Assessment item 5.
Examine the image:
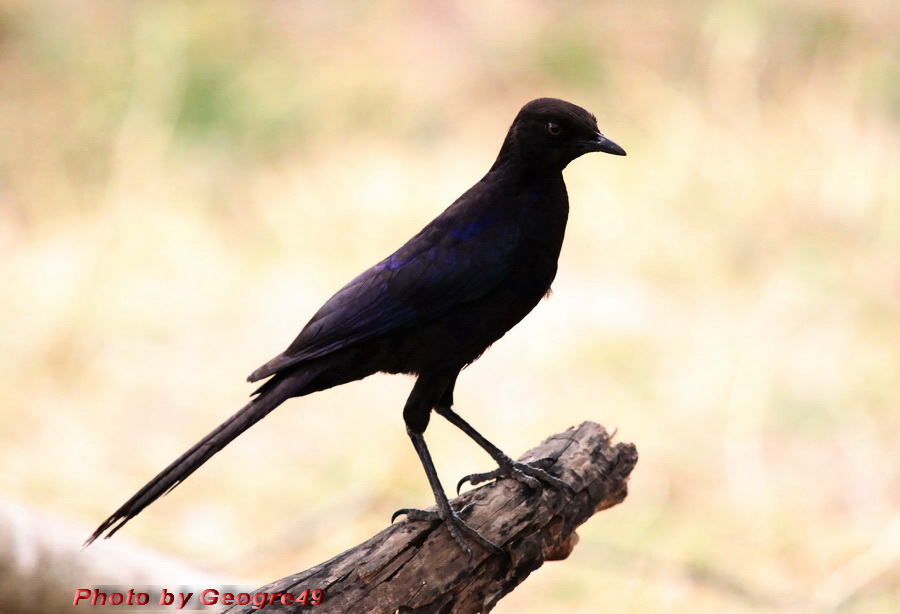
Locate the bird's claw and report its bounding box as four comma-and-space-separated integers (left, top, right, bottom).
457, 455, 574, 495
392, 507, 430, 524
391, 503, 501, 561
392, 501, 474, 524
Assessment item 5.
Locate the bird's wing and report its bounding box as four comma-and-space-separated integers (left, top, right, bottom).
248, 209, 520, 381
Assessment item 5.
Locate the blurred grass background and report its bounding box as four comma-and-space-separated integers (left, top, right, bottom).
2, 0, 899, 611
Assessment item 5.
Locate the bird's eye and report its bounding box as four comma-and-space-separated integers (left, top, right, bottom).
546, 122, 561, 136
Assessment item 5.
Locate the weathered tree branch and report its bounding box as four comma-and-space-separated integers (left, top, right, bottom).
222, 421, 638, 614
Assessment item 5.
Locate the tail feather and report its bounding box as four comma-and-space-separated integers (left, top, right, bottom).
85, 377, 299, 546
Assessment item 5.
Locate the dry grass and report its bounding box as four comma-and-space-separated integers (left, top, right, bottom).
2, 1, 899, 611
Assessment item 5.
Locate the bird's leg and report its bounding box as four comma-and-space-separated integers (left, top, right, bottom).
392, 427, 502, 559
434, 404, 573, 495
391, 373, 502, 559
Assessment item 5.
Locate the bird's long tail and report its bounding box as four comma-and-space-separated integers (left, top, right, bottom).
85, 375, 301, 546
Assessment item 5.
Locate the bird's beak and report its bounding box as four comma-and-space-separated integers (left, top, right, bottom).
587, 132, 627, 156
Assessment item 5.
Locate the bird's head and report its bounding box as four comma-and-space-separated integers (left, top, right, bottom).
495, 97, 626, 172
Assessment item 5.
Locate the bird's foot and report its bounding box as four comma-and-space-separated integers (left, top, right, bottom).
457, 455, 573, 495
392, 503, 502, 560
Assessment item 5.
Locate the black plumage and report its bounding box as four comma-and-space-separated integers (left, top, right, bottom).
87, 97, 626, 553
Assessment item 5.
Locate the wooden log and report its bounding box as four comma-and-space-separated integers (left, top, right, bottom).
222, 421, 638, 614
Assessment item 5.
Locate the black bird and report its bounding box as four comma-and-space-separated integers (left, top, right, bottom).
86, 97, 625, 554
